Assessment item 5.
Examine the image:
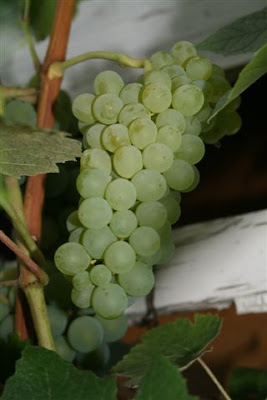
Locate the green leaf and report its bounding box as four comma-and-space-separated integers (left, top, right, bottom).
135, 355, 198, 400
1, 345, 117, 400
113, 314, 221, 387
0, 334, 28, 385
209, 43, 267, 120
54, 91, 78, 134
4, 100, 37, 128
228, 367, 267, 400
0, 122, 81, 178
197, 7, 267, 55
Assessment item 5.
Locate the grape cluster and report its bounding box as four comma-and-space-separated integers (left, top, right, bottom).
54, 41, 241, 327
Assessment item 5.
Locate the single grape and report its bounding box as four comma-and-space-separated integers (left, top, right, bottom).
109, 210, 137, 239
80, 148, 111, 173
208, 75, 231, 103
155, 109, 186, 133
150, 51, 174, 70
174, 134, 205, 164
76, 169, 111, 199
182, 166, 200, 192
163, 159, 195, 191
96, 315, 128, 343
82, 226, 116, 259
131, 169, 167, 202
224, 111, 242, 135
104, 241, 136, 273
142, 83, 172, 113
138, 248, 162, 266
172, 76, 191, 92
119, 103, 151, 126
71, 284, 95, 308
84, 123, 105, 149
72, 93, 96, 124
172, 84, 204, 116
194, 80, 214, 103
90, 264, 112, 286
143, 143, 173, 172
171, 41, 197, 65
92, 283, 128, 319
72, 271, 91, 291
92, 93, 123, 125
160, 196, 181, 224
94, 70, 124, 95
54, 336, 76, 362
129, 226, 160, 257
128, 118, 157, 150
211, 64, 226, 77
113, 145, 143, 179
67, 316, 104, 353
78, 197, 112, 229
68, 227, 84, 243
105, 178, 136, 211
119, 82, 143, 104
102, 124, 130, 152
157, 126, 182, 152
47, 305, 68, 337
144, 70, 172, 89
185, 56, 213, 80
135, 201, 167, 229
161, 64, 186, 79
118, 261, 155, 297
183, 116, 202, 136
54, 242, 90, 276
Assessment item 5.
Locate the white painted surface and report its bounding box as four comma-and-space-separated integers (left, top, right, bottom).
127, 209, 267, 321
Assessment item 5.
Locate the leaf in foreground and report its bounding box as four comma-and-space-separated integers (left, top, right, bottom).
113, 314, 221, 387
197, 7, 267, 55
0, 122, 82, 178
209, 42, 267, 120
1, 345, 116, 400
135, 355, 198, 400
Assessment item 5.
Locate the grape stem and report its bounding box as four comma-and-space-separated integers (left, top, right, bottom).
198, 358, 232, 400
48, 52, 152, 79
21, 0, 41, 72
0, 230, 48, 286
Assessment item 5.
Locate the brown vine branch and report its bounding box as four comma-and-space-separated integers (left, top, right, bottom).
0, 230, 48, 285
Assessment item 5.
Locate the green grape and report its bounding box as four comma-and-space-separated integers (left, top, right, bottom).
47, 305, 68, 337
118, 261, 155, 297
138, 248, 162, 266
131, 169, 167, 202
78, 121, 90, 134
94, 70, 124, 95
0, 314, 14, 340
175, 134, 205, 164
143, 143, 173, 172
182, 166, 200, 192
150, 51, 174, 70
78, 197, 112, 229
185, 56, 213, 80
195, 104, 212, 122
129, 226, 160, 257
71, 284, 95, 308
105, 178, 136, 211
66, 211, 81, 232
0, 302, 9, 323
144, 70, 172, 89
141, 83, 172, 113
54, 242, 90, 276
200, 121, 224, 144
104, 241, 136, 273
161, 64, 186, 79
172, 84, 204, 116
209, 75, 231, 103
92, 93, 123, 124
135, 201, 167, 229
211, 63, 225, 77
129, 118, 157, 150
119, 103, 151, 126
168, 189, 182, 203
90, 264, 112, 286
171, 76, 191, 92
201, 115, 216, 133
82, 226, 116, 259
157, 126, 182, 152
96, 315, 127, 343
155, 109, 186, 133
84, 123, 105, 149
54, 336, 76, 362
194, 80, 214, 103
80, 148, 111, 172
72, 271, 91, 291
223, 96, 241, 112
76, 169, 111, 198
102, 124, 130, 152
67, 316, 104, 353
160, 196, 181, 224
72, 93, 96, 124
171, 41, 197, 65
163, 159, 195, 191
91, 283, 128, 319
183, 116, 202, 136
224, 111, 242, 135
5, 99, 36, 127
157, 222, 175, 264
109, 210, 137, 239
119, 82, 143, 104
113, 145, 143, 178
